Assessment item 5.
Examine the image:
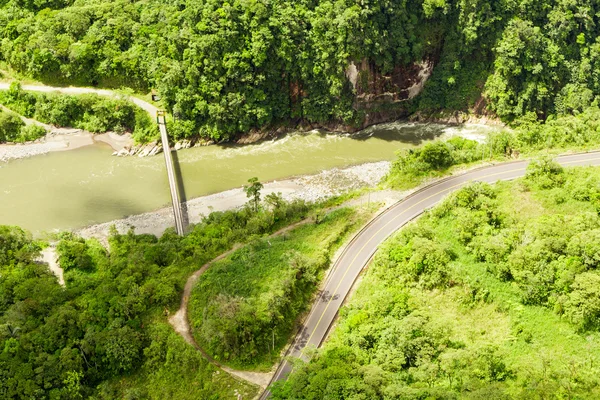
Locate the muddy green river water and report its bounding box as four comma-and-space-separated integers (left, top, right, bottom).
0, 122, 494, 234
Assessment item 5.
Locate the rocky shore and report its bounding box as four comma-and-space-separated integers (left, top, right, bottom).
112, 137, 217, 158
76, 161, 393, 244
0, 129, 134, 162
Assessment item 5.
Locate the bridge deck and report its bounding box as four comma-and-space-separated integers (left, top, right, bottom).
157, 115, 185, 236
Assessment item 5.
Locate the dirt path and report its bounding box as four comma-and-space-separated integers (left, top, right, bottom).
0, 82, 148, 161
0, 83, 158, 115
168, 218, 315, 388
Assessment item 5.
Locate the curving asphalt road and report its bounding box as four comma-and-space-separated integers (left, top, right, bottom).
260, 151, 600, 398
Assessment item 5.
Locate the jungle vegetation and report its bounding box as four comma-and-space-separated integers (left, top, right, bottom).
188, 207, 372, 370
0, 83, 156, 142
0, 107, 46, 143
1, 0, 599, 140
0, 196, 312, 399
386, 105, 600, 188
272, 163, 600, 399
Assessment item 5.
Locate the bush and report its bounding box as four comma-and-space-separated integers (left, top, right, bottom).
56, 237, 95, 272
18, 124, 47, 142
567, 230, 600, 269
389, 235, 454, 289
35, 93, 85, 127
420, 141, 455, 169
560, 272, 600, 331
0, 110, 25, 142
388, 138, 483, 188
525, 156, 565, 189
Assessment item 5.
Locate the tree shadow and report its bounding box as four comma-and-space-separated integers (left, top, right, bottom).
172, 150, 189, 232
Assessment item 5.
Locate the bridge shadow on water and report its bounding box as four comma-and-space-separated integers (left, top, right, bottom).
171, 151, 190, 233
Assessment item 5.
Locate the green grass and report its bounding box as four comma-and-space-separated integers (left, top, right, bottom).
272, 167, 600, 399
188, 206, 374, 371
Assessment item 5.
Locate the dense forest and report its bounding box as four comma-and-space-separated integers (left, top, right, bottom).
272, 164, 600, 399
1, 0, 599, 140
0, 198, 312, 398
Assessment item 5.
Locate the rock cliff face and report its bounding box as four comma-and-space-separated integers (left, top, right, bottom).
347, 58, 434, 128
232, 59, 437, 144
348, 59, 433, 102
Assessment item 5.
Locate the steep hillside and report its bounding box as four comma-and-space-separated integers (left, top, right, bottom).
2, 1, 599, 140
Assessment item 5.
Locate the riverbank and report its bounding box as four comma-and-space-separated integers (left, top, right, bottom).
76, 161, 395, 243
0, 129, 133, 162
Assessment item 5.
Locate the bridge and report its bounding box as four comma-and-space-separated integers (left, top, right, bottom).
157, 111, 185, 236
0, 83, 187, 236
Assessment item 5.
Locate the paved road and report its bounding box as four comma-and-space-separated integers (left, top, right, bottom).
260, 151, 600, 398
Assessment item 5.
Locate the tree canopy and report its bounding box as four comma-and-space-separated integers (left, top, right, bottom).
0, 198, 311, 398
2, 0, 598, 139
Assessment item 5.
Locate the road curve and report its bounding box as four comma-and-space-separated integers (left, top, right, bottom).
260, 151, 600, 398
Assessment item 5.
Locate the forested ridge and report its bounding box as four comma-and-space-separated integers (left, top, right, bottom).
1, 0, 600, 140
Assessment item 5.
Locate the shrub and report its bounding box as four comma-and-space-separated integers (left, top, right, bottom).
56, 237, 95, 272
388, 138, 485, 188
525, 155, 565, 189
420, 141, 455, 169
18, 124, 47, 142
560, 272, 600, 330
0, 110, 25, 142
391, 236, 454, 289
471, 346, 513, 383
567, 230, 600, 269
34, 93, 84, 127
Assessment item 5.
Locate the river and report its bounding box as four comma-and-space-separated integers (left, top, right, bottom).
0, 122, 496, 234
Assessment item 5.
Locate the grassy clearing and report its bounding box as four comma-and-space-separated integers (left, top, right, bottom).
189, 206, 374, 371
272, 165, 600, 399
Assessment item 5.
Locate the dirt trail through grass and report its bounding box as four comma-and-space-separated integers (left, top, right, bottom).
168, 218, 314, 388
